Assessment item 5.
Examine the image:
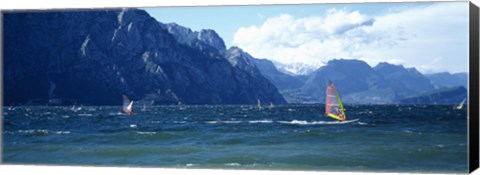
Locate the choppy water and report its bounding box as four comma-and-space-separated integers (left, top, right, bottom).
2, 105, 467, 173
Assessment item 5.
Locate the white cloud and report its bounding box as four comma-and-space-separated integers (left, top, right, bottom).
232, 2, 468, 73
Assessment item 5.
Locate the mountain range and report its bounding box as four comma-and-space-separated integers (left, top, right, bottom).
253, 59, 467, 104
3, 8, 468, 105
3, 9, 285, 105
425, 72, 468, 89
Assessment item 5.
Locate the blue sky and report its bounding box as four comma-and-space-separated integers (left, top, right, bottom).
144, 2, 469, 73
144, 3, 429, 47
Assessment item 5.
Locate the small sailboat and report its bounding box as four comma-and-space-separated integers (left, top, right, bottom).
325, 81, 346, 121
257, 99, 263, 110
122, 95, 134, 115
8, 103, 15, 110
71, 102, 81, 112
141, 102, 147, 112
455, 98, 466, 110
269, 102, 275, 108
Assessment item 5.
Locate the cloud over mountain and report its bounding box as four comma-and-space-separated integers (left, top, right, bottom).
233, 9, 375, 65
233, 2, 468, 73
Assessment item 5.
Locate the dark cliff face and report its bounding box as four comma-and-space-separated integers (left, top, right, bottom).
223, 47, 286, 104
159, 23, 286, 105
3, 9, 286, 105
197, 29, 227, 52
160, 23, 227, 56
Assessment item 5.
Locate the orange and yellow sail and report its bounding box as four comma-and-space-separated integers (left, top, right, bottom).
325, 81, 346, 121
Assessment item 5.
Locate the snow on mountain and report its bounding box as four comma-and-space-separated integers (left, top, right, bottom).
272, 61, 324, 76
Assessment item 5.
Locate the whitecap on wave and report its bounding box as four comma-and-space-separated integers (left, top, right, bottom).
358, 122, 368, 125
205, 120, 242, 124
277, 119, 359, 125
224, 163, 241, 166
18, 129, 49, 135
55, 131, 71, 135
137, 131, 156, 135
248, 120, 273, 124
185, 163, 197, 167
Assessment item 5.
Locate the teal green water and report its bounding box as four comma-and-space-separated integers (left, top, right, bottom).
2, 105, 468, 173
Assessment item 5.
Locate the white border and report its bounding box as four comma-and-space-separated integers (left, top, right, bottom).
0, 165, 473, 175
0, 0, 478, 175
0, 0, 469, 10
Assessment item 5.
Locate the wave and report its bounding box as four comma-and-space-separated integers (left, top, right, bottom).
4, 131, 15, 135
203, 119, 359, 125
54, 131, 71, 135
18, 129, 49, 135
206, 120, 273, 124
224, 163, 241, 166
278, 119, 359, 125
205, 121, 242, 124
16, 129, 71, 135
185, 163, 198, 167
248, 120, 273, 124
137, 131, 156, 135
108, 112, 124, 116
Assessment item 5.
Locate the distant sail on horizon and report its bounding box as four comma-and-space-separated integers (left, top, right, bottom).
122, 95, 134, 115
257, 99, 262, 110
455, 98, 466, 110
71, 102, 81, 112
325, 81, 346, 121
142, 102, 147, 111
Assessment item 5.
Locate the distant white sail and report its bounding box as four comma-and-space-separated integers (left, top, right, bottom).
71, 102, 81, 112
141, 103, 147, 111
257, 99, 262, 110
122, 95, 134, 115
456, 98, 466, 110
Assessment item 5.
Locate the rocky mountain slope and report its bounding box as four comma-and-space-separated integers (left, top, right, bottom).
425, 72, 468, 89
274, 59, 466, 104
3, 9, 286, 105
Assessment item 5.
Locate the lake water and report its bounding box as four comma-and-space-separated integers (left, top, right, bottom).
2, 105, 468, 173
